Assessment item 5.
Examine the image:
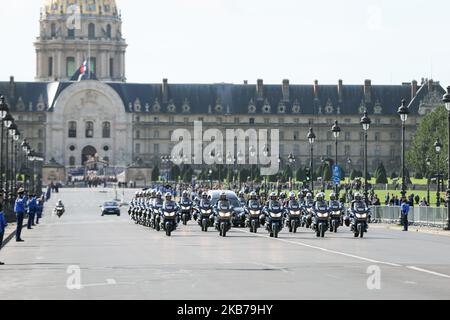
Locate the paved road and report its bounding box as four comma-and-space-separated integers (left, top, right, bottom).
1, 188, 450, 300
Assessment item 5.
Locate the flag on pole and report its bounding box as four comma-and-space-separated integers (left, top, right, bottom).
78, 60, 87, 81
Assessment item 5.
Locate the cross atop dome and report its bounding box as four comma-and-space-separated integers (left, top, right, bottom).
44, 0, 119, 17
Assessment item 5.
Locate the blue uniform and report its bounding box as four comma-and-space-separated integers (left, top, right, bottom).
15, 196, 27, 241
401, 202, 410, 231
0, 211, 6, 261
27, 197, 37, 229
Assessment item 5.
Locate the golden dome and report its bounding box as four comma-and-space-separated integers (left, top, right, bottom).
44, 0, 118, 16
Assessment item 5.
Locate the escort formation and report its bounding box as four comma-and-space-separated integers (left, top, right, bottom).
128, 189, 370, 238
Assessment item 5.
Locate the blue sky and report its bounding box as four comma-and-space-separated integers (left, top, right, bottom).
0, 0, 449, 87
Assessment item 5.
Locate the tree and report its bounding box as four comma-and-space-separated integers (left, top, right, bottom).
151, 166, 160, 182
375, 162, 388, 184
350, 169, 362, 180
295, 167, 306, 181
407, 105, 448, 178
322, 163, 332, 182
170, 165, 181, 181
182, 168, 193, 183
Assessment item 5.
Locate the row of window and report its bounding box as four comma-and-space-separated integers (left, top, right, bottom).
48, 56, 114, 78
68, 121, 111, 139
68, 156, 110, 167
135, 116, 401, 126
50, 23, 112, 40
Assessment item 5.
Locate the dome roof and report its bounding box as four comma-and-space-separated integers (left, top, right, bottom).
44, 0, 118, 16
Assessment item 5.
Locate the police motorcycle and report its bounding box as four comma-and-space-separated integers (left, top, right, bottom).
214, 192, 234, 237
143, 190, 156, 227
132, 191, 145, 224
285, 192, 302, 233
54, 200, 65, 218
301, 192, 315, 228
128, 192, 139, 221
263, 192, 284, 238
328, 192, 343, 233
196, 192, 214, 232
347, 193, 370, 238
150, 192, 164, 231
245, 192, 263, 233
179, 191, 193, 226
160, 193, 179, 237
311, 192, 330, 238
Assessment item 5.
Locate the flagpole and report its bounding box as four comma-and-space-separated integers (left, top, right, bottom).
88, 40, 91, 80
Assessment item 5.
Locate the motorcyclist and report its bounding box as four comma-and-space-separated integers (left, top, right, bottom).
329, 192, 343, 211
347, 192, 370, 231
285, 192, 301, 224
163, 192, 179, 212
279, 192, 287, 206
245, 191, 262, 225
179, 190, 193, 223
238, 191, 246, 207
214, 191, 233, 227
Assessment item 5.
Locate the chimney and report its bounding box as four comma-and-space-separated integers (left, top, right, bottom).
411, 80, 418, 99
256, 79, 264, 99
428, 79, 434, 92
313, 80, 319, 99
338, 79, 343, 101
282, 79, 290, 101
364, 79, 371, 103
243, 80, 248, 85
9, 76, 15, 99
162, 78, 169, 103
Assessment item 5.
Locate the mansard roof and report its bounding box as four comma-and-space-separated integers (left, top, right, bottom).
0, 79, 445, 116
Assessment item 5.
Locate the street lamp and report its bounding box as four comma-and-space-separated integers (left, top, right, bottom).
332, 120, 341, 194
426, 156, 432, 206
307, 128, 316, 194
0, 97, 10, 190
360, 112, 371, 204
398, 99, 410, 200
442, 86, 450, 229
435, 138, 443, 207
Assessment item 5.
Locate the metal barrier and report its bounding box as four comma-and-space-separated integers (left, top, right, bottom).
369, 206, 449, 228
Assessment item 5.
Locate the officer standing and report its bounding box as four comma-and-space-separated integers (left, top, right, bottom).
14, 188, 27, 242
0, 192, 7, 265
401, 197, 410, 231
27, 194, 37, 229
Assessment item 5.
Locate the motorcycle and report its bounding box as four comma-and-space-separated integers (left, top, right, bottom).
301, 203, 314, 228
54, 206, 65, 218
329, 205, 343, 233
312, 204, 329, 238
160, 205, 178, 237
351, 207, 369, 238
265, 203, 284, 238
245, 203, 262, 233
286, 204, 302, 233
151, 203, 163, 231
197, 205, 213, 232
179, 202, 193, 226
215, 203, 233, 237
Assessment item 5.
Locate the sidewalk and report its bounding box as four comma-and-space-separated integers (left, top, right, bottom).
371, 223, 450, 237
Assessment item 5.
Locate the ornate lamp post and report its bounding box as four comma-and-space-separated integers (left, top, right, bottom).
426, 156, 431, 206
0, 96, 9, 190
307, 128, 316, 194
360, 112, 371, 204
442, 87, 450, 230
398, 99, 410, 200
435, 139, 443, 207
331, 120, 341, 194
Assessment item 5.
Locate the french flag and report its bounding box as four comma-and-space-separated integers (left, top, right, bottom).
78, 60, 87, 81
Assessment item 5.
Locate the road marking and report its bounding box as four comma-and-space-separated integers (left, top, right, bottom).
407, 266, 450, 279
235, 229, 402, 267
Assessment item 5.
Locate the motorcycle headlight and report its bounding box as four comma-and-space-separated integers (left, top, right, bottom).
356, 213, 367, 219
270, 212, 282, 218
164, 211, 176, 217
317, 212, 329, 218
201, 209, 211, 214
182, 206, 191, 210
290, 211, 300, 216
219, 211, 231, 218
332, 211, 341, 216
250, 210, 260, 216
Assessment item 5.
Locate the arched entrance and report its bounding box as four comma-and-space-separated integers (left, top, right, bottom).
82, 146, 97, 165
